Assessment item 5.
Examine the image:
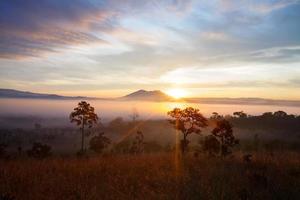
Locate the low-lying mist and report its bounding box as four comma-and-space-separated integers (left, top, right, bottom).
1, 98, 300, 127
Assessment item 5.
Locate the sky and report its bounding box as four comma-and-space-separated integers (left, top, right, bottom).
0, 0, 300, 99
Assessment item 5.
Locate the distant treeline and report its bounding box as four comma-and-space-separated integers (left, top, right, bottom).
224, 111, 300, 133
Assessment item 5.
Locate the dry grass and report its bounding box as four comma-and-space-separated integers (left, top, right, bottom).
0, 152, 300, 200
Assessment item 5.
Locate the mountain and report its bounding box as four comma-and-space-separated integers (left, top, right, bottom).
0, 89, 90, 99
120, 89, 174, 101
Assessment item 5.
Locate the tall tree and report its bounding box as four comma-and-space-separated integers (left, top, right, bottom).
70, 101, 98, 153
168, 107, 207, 154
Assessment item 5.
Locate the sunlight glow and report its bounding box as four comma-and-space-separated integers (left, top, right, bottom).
166, 88, 187, 99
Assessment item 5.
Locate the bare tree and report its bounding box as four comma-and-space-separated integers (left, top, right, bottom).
70, 101, 98, 153
168, 107, 208, 154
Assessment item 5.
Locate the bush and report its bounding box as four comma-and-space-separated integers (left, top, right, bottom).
202, 135, 220, 156
27, 142, 52, 159
89, 132, 111, 153
144, 141, 163, 153
0, 143, 7, 159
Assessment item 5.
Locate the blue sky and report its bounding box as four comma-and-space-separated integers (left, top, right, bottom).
0, 0, 300, 99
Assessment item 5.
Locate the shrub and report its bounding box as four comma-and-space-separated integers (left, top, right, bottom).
27, 142, 51, 159
89, 132, 111, 153
202, 135, 220, 156
0, 143, 7, 159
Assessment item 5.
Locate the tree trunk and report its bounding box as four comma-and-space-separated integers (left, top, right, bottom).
81, 122, 85, 153
182, 132, 187, 154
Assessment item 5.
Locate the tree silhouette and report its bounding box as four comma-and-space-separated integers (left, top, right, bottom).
212, 118, 239, 157
168, 107, 208, 154
130, 131, 145, 154
233, 111, 247, 118
210, 112, 223, 120
273, 110, 287, 117
89, 132, 111, 153
70, 101, 98, 153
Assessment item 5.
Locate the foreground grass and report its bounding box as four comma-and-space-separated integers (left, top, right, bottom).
0, 152, 300, 200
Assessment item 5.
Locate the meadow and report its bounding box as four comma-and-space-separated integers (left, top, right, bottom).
1, 151, 300, 200
1, 106, 300, 200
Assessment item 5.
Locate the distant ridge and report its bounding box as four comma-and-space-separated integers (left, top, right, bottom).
0, 88, 91, 100
120, 89, 174, 101
0, 88, 300, 107
185, 97, 300, 107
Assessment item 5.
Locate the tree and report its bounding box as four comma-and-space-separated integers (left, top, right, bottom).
168, 107, 208, 154
233, 111, 247, 118
70, 101, 98, 153
273, 110, 287, 117
210, 112, 222, 120
130, 131, 145, 154
262, 112, 273, 118
89, 132, 111, 153
212, 118, 238, 157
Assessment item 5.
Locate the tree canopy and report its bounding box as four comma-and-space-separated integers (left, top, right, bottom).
168, 107, 208, 153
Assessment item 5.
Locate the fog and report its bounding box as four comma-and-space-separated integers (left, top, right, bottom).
1, 98, 300, 120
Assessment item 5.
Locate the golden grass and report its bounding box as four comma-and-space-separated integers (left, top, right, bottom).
0, 152, 300, 200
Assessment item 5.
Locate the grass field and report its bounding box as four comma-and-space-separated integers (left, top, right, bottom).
1, 151, 300, 200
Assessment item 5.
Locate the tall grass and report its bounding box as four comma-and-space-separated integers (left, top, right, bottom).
0, 152, 299, 200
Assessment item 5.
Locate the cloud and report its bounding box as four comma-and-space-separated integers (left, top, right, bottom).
219, 0, 299, 15
0, 0, 300, 99
106, 28, 163, 46
0, 0, 197, 59
0, 0, 114, 58
0, 27, 108, 59
243, 46, 300, 63
199, 31, 233, 42
159, 64, 300, 87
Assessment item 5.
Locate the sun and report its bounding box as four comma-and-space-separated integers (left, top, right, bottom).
166, 88, 187, 99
